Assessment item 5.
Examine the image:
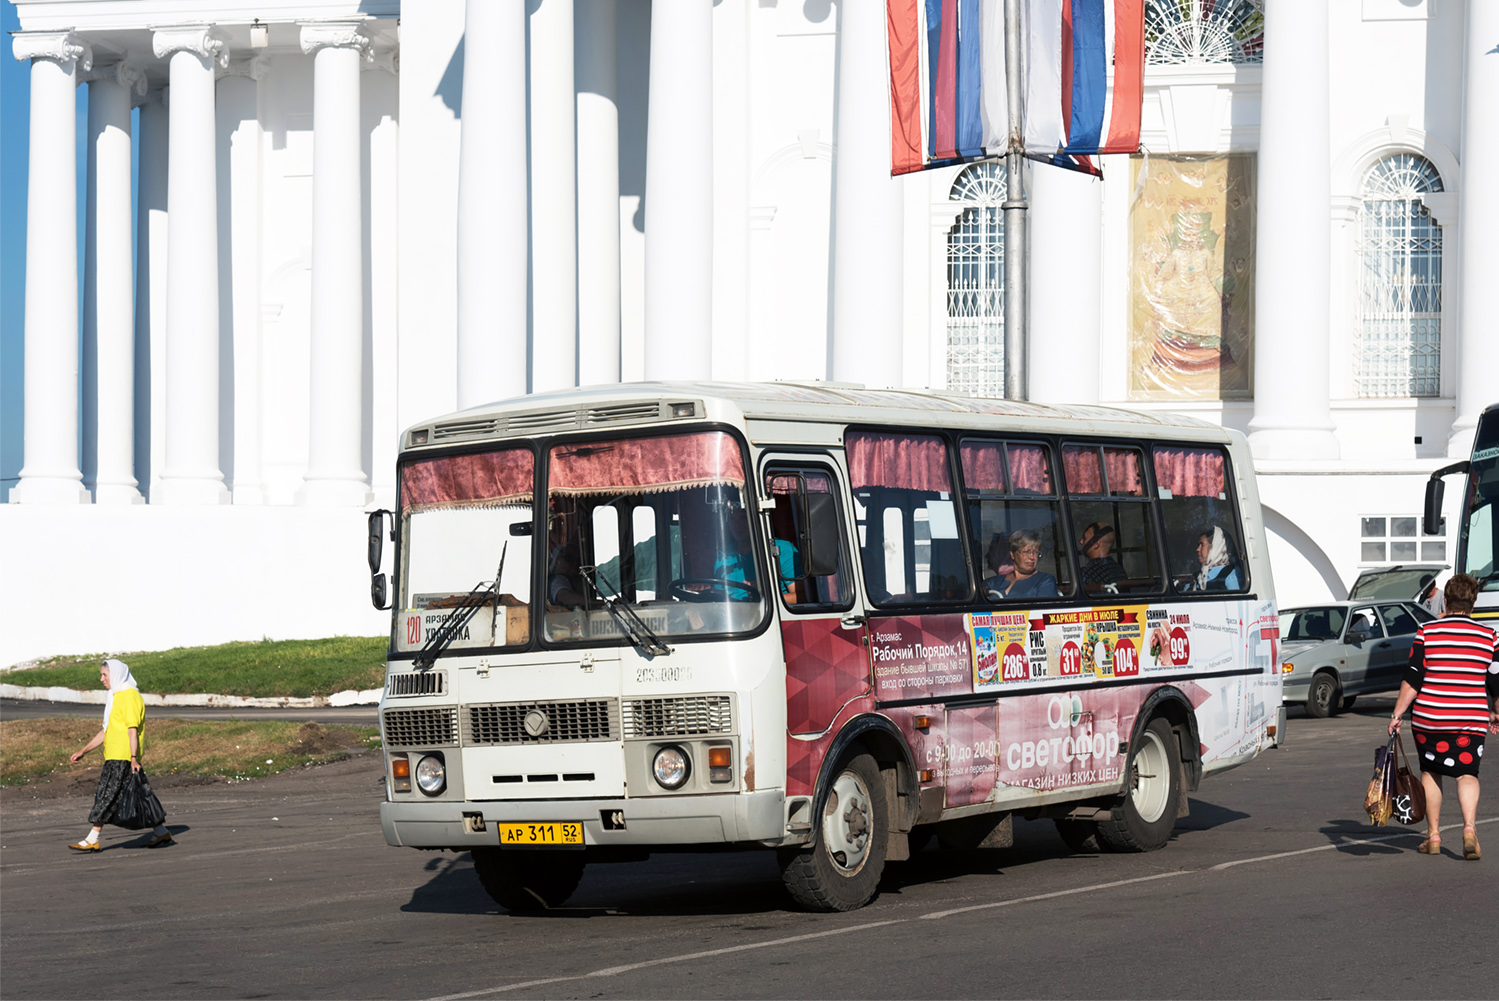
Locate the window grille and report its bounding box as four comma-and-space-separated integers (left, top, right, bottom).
1355, 154, 1443, 398
1359, 515, 1446, 565
1145, 0, 1264, 65
946, 163, 1006, 399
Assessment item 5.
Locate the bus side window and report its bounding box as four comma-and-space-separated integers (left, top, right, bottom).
763, 468, 852, 610
958, 439, 1071, 602
1062, 444, 1165, 596
1152, 445, 1248, 593
846, 431, 972, 606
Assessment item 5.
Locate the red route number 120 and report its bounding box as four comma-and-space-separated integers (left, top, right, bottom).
406, 616, 422, 646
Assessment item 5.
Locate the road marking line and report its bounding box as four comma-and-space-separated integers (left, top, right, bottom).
918, 870, 1189, 920
1209, 817, 1499, 871
421, 920, 904, 1001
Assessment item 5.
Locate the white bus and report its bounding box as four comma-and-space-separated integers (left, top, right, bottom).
1425, 402, 1499, 621
371, 383, 1283, 912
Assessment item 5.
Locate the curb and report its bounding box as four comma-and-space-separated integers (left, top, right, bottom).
0, 683, 383, 708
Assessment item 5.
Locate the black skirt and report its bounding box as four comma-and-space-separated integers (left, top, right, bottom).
1414, 729, 1485, 778
87, 759, 132, 826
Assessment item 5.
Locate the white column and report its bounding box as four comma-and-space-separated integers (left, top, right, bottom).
219, 59, 267, 504
530, 0, 579, 393
577, 0, 621, 386
1246, 1, 1339, 460
1028, 166, 1102, 405
82, 64, 146, 504
1450, 0, 1499, 456
366, 52, 401, 509
830, 0, 904, 389
299, 22, 374, 507
457, 0, 528, 408
644, 0, 713, 380
134, 93, 169, 500
152, 26, 232, 504
10, 32, 92, 504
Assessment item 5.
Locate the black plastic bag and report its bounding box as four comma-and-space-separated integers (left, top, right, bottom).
111, 770, 166, 830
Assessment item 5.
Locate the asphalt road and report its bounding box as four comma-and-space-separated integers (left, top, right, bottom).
3, 695, 1495, 1000
0, 697, 377, 725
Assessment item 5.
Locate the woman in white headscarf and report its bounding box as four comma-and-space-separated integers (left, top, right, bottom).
1183, 525, 1241, 592
67, 659, 172, 851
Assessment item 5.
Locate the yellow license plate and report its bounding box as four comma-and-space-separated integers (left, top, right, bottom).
497, 822, 584, 847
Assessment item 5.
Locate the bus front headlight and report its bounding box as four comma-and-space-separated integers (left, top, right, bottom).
415, 753, 446, 795
652, 746, 690, 789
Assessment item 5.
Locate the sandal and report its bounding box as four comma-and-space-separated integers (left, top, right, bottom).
1417, 835, 1442, 854
1463, 827, 1481, 861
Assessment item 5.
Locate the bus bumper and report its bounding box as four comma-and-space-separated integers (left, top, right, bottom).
381, 790, 786, 849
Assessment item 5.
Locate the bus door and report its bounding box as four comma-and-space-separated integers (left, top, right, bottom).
759, 457, 869, 737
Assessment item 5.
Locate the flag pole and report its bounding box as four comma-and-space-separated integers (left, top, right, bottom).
1002, 0, 1028, 401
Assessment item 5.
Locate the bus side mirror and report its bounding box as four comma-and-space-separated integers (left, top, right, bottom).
367, 509, 391, 574
372, 573, 390, 610
802, 493, 842, 577
1423, 478, 1445, 537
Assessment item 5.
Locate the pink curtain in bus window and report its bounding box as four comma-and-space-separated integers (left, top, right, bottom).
1062, 447, 1103, 494
401, 448, 534, 514
767, 472, 833, 495
1104, 448, 1145, 495
959, 442, 1006, 491
1007, 444, 1052, 494
847, 432, 952, 493
548, 431, 746, 496
1153, 447, 1226, 498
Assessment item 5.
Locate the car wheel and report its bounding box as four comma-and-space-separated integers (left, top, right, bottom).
778, 752, 888, 911
1097, 718, 1181, 853
471, 848, 586, 911
1305, 672, 1339, 718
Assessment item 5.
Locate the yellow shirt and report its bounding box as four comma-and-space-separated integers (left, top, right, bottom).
102, 688, 146, 761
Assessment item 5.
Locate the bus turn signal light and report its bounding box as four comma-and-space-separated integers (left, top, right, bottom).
390, 754, 411, 792
707, 747, 732, 768
708, 746, 732, 783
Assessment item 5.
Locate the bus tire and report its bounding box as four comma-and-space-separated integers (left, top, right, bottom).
1305, 672, 1339, 719
1054, 819, 1100, 853
778, 752, 888, 911
1097, 717, 1180, 853
470, 847, 586, 911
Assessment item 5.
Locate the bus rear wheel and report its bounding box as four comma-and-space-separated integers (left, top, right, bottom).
471, 847, 586, 911
778, 752, 888, 912
1097, 717, 1180, 853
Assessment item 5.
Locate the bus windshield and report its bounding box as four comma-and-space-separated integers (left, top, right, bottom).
1461, 413, 1499, 587
544, 430, 765, 643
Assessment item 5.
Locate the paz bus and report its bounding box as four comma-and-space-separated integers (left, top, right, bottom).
369, 383, 1283, 911
1425, 402, 1499, 622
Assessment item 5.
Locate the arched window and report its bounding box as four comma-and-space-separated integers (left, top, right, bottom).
1355, 154, 1443, 398
946, 163, 1006, 398
1145, 0, 1264, 65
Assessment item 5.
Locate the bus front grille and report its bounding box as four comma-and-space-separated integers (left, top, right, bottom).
386, 670, 447, 697
465, 699, 620, 745
383, 706, 459, 747
622, 695, 734, 738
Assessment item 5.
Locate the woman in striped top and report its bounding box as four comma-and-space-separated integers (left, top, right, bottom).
1389, 574, 1499, 860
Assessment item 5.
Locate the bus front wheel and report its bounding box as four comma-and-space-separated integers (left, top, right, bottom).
778, 752, 888, 911
1096, 717, 1180, 853
471, 847, 586, 911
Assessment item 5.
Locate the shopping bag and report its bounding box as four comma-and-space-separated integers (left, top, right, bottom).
1363, 734, 1396, 826
1391, 734, 1426, 826
110, 770, 167, 830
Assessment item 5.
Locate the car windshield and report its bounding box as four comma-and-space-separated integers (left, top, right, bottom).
543, 430, 765, 644
394, 447, 537, 655
1280, 606, 1347, 642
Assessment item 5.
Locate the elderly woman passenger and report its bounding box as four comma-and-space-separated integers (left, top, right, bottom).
986, 529, 1060, 600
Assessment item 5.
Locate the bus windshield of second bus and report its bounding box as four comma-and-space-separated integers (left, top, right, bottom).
1427, 404, 1499, 612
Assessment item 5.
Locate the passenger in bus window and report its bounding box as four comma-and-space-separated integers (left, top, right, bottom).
1079, 522, 1127, 593
768, 500, 803, 604
987, 529, 1060, 599
1181, 525, 1242, 592
547, 544, 588, 609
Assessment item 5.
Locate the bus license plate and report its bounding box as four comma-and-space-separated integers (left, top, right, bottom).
497, 822, 584, 847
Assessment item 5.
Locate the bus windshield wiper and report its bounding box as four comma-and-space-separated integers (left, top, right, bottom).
581, 564, 673, 657
414, 544, 506, 670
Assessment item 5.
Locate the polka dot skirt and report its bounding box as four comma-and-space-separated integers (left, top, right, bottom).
1415, 729, 1485, 777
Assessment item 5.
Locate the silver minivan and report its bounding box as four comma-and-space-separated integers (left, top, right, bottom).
1279, 565, 1445, 718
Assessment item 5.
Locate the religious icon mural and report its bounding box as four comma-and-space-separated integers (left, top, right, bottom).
1128, 155, 1256, 399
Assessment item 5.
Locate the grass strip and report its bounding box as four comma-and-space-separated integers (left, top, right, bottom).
4, 636, 388, 700
1, 718, 382, 786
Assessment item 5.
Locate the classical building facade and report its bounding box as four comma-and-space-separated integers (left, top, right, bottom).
2, 0, 1494, 665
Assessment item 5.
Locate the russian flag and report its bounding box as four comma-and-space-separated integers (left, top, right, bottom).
888, 0, 1145, 177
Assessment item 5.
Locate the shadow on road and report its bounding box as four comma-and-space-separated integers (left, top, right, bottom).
1176, 798, 1251, 832
1318, 817, 1409, 854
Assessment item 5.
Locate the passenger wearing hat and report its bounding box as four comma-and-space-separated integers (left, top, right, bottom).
67, 659, 173, 851
1079, 522, 1126, 592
